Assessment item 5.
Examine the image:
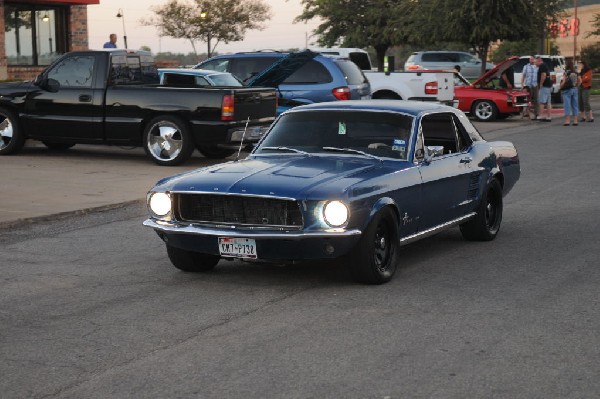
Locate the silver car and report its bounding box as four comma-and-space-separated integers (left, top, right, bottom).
405, 51, 495, 79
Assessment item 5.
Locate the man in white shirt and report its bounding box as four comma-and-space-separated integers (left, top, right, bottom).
521, 56, 538, 120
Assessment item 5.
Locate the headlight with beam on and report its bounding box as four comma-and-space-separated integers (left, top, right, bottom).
323, 200, 349, 227
148, 192, 172, 217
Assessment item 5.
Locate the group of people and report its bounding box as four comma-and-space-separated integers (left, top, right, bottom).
521, 55, 594, 126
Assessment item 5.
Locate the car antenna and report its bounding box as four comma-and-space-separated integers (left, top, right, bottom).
236, 117, 250, 161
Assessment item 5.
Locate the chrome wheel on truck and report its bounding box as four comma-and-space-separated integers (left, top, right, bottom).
0, 107, 26, 155
143, 115, 194, 166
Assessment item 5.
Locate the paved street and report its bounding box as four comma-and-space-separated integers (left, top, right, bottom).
1, 108, 599, 398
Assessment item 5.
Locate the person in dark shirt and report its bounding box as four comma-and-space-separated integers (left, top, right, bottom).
535, 56, 552, 121
499, 66, 514, 89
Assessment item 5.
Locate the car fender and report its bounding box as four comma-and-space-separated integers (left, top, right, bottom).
366, 197, 401, 230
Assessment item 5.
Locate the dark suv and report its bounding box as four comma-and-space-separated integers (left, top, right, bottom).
195, 52, 371, 107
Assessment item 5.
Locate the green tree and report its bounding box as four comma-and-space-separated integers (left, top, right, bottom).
295, 0, 413, 71
141, 0, 271, 57
580, 43, 600, 70
490, 39, 560, 63
587, 12, 600, 37
402, 0, 566, 75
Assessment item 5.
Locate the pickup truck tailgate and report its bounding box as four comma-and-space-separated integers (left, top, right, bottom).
233, 88, 277, 120
434, 72, 454, 102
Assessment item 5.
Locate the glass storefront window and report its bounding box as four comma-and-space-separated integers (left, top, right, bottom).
4, 5, 66, 66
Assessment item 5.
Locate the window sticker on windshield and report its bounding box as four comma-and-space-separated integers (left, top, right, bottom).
392, 139, 406, 154
338, 122, 347, 135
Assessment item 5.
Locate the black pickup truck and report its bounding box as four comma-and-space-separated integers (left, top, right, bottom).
0, 50, 277, 165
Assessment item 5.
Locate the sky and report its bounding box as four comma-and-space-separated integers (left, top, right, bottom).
87, 0, 322, 54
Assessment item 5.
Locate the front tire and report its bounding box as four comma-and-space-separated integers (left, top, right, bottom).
472, 100, 498, 121
460, 179, 503, 241
347, 207, 399, 284
0, 107, 26, 155
166, 245, 220, 272
143, 115, 194, 166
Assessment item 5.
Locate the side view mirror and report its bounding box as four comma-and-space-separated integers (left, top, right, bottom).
45, 78, 60, 93
424, 145, 444, 162
34, 75, 59, 92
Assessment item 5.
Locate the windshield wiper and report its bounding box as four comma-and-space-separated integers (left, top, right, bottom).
260, 146, 310, 156
322, 147, 381, 161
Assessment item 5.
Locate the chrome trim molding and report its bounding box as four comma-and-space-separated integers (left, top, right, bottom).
143, 219, 362, 239
399, 213, 476, 246
171, 191, 298, 202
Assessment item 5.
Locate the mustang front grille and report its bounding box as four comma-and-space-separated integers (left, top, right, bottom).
175, 194, 303, 228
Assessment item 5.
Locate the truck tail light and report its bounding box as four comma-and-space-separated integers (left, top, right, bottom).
425, 81, 438, 95
221, 94, 234, 121
332, 86, 351, 101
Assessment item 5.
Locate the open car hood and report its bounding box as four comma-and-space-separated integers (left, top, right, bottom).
472, 56, 521, 87
245, 50, 318, 88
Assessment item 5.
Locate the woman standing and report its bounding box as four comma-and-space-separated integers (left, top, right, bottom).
560, 60, 581, 126
578, 61, 594, 122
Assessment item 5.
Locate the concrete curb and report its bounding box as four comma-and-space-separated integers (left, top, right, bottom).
0, 199, 145, 230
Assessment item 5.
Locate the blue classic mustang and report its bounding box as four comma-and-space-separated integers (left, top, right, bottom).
144, 100, 520, 284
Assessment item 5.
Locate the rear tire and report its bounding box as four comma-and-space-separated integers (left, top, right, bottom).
196, 145, 236, 159
347, 207, 399, 284
143, 115, 194, 166
0, 107, 26, 155
460, 179, 503, 241
166, 245, 220, 272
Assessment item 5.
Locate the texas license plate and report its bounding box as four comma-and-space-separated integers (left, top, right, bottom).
218, 237, 257, 259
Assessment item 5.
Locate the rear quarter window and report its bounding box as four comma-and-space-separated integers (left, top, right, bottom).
334, 59, 367, 85
348, 52, 372, 70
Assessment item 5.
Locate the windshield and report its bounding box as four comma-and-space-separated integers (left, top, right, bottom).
255, 110, 413, 160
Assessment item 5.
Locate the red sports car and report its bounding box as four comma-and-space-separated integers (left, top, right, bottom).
454, 56, 529, 121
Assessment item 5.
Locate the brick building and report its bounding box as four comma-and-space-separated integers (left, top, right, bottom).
0, 0, 99, 81
554, 4, 600, 61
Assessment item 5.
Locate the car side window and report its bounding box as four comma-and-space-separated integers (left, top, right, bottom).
199, 59, 229, 73
47, 55, 95, 88
451, 114, 474, 152
419, 113, 459, 155
283, 60, 333, 84
230, 57, 278, 82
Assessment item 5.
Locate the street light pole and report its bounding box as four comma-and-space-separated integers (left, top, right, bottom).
200, 10, 211, 58
116, 9, 128, 49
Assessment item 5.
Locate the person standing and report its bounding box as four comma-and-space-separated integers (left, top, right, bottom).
560, 60, 581, 126
578, 60, 594, 122
103, 33, 117, 48
536, 56, 553, 122
521, 55, 538, 120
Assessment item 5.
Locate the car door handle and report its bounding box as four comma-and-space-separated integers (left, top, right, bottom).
79, 95, 92, 102
460, 156, 472, 164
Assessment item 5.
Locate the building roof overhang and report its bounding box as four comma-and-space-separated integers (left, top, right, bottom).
13, 0, 100, 5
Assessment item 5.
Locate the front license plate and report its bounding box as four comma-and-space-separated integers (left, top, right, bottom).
218, 237, 257, 259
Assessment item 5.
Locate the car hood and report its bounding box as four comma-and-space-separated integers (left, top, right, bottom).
472, 56, 521, 87
245, 50, 318, 88
0, 80, 34, 95
156, 155, 409, 199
